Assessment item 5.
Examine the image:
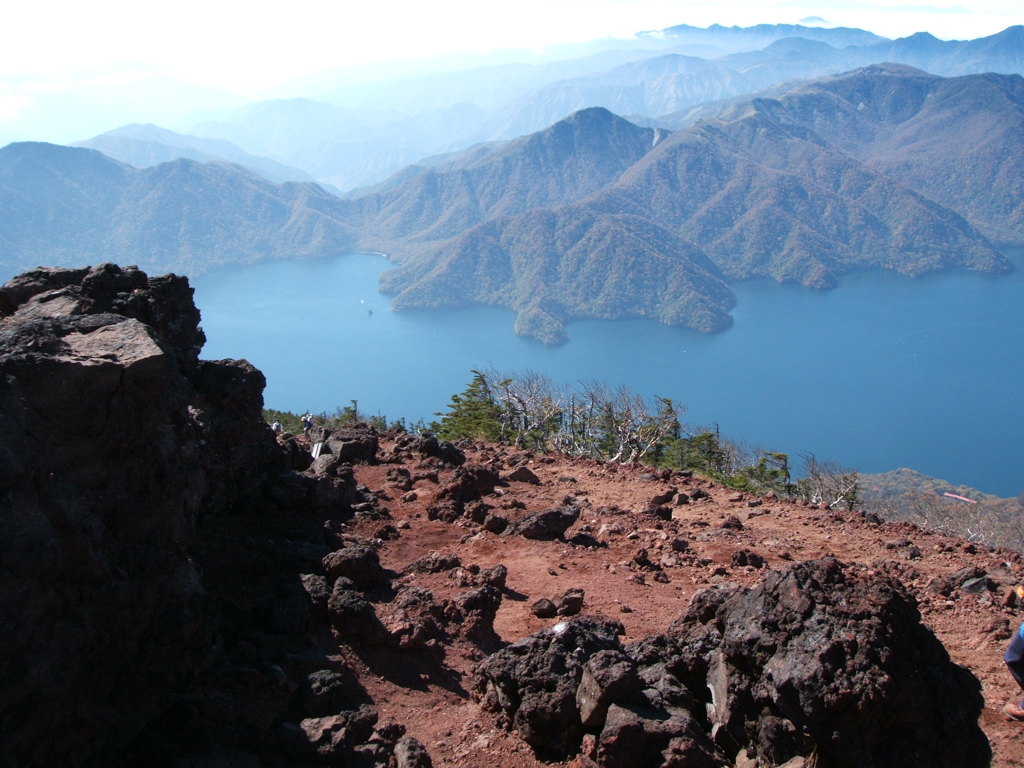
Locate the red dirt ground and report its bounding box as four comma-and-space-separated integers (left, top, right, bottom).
332, 435, 1024, 767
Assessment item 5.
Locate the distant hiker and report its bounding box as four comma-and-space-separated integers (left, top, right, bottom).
1004, 620, 1024, 720
301, 413, 314, 435
271, 420, 282, 433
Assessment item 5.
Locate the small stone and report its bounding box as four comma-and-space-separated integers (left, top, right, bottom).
531, 598, 558, 618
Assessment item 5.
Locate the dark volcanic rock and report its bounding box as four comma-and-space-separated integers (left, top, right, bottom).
472, 616, 625, 759
474, 558, 987, 768
394, 735, 434, 768
597, 703, 724, 768
0, 264, 289, 766
505, 465, 542, 485
531, 598, 558, 619
436, 463, 501, 504
402, 551, 462, 575
322, 544, 386, 589
411, 434, 465, 466
451, 584, 503, 648
281, 705, 378, 761
666, 557, 989, 768
314, 424, 380, 464
576, 650, 644, 729
509, 504, 580, 540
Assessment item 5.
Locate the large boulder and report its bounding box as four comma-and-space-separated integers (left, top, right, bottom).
0, 265, 288, 765
472, 616, 625, 759
313, 424, 380, 464
473, 559, 989, 768
509, 505, 580, 540
656, 557, 990, 768
435, 463, 501, 505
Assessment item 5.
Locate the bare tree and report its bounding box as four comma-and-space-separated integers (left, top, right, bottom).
552, 381, 680, 463
797, 455, 860, 510
870, 492, 994, 544
482, 369, 563, 449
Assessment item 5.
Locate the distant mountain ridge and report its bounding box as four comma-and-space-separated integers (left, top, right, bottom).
353, 66, 1018, 341
73, 124, 325, 188
0, 143, 357, 277
158, 24, 1023, 192
1, 66, 1020, 343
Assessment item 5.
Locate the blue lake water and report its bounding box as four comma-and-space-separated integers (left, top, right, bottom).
193, 252, 1024, 498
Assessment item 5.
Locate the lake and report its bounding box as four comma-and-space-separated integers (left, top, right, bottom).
193, 251, 1024, 498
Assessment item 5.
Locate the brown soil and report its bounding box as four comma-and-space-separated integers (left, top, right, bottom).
333, 435, 1024, 767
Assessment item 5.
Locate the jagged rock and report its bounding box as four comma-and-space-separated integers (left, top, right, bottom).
650, 488, 677, 506
730, 549, 765, 568
509, 505, 580, 540
436, 463, 502, 506
576, 650, 644, 729
317, 424, 380, 464
720, 515, 744, 530
505, 465, 542, 485
452, 585, 503, 647
961, 575, 995, 594
532, 598, 558, 618
326, 578, 380, 637
403, 551, 462, 575
280, 705, 378, 761
557, 588, 586, 616
300, 574, 332, 619
472, 616, 625, 759
0, 264, 288, 766
481, 564, 508, 590
412, 435, 465, 466
475, 558, 988, 768
304, 457, 360, 514
381, 586, 447, 650
322, 544, 385, 588
466, 500, 493, 524
426, 499, 463, 522
596, 703, 725, 768
483, 512, 510, 534
394, 735, 434, 768
666, 558, 989, 768
280, 434, 314, 470
299, 669, 355, 717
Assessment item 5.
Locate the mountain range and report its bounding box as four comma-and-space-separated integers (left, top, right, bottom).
351, 65, 1019, 342
0, 142, 357, 277
2, 63, 1021, 343
74, 24, 1024, 192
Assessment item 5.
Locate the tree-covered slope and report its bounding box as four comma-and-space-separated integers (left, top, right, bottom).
0, 143, 358, 278
370, 67, 1016, 342
354, 108, 667, 246
379, 204, 734, 344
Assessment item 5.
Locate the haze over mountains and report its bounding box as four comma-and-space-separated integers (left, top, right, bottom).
3, 56, 1020, 342
63, 23, 1024, 192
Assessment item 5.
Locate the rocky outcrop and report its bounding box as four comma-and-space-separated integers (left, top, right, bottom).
0, 265, 280, 765
0, 264, 364, 767
664, 557, 990, 768
472, 616, 626, 759
472, 558, 989, 768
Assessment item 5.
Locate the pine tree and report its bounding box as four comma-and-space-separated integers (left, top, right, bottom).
430, 370, 503, 441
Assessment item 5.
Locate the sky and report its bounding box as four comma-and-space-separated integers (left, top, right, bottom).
0, 0, 1019, 140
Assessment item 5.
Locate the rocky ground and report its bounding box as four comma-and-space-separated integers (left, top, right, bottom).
189, 426, 1024, 768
